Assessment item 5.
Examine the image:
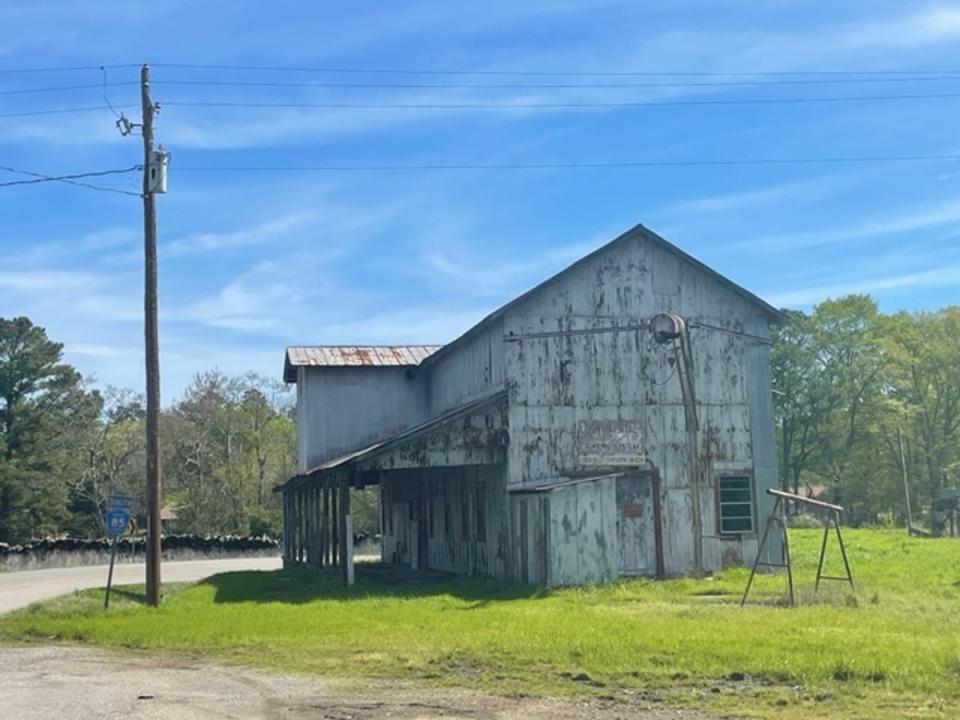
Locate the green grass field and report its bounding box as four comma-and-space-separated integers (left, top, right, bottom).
1, 528, 958, 719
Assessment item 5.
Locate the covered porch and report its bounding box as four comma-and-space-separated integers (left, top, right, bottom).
277, 391, 509, 585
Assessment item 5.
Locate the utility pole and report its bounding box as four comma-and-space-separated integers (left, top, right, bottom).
141, 63, 162, 606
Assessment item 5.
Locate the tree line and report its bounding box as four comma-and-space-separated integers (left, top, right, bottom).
773, 295, 959, 527
0, 316, 295, 544
2, 297, 958, 544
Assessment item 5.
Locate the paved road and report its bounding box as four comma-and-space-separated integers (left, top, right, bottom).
0, 557, 282, 614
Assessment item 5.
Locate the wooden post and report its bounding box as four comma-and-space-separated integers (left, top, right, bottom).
321, 482, 328, 567
282, 491, 289, 565
313, 486, 320, 568
307, 486, 314, 567
780, 499, 795, 606
312, 486, 319, 567
834, 511, 854, 590
741, 495, 780, 607
331, 481, 338, 568
297, 489, 304, 564
291, 490, 298, 563
345, 514, 355, 587
814, 522, 830, 592
410, 520, 420, 571
339, 473, 350, 584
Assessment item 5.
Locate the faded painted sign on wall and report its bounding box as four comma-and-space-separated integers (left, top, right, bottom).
576, 419, 645, 468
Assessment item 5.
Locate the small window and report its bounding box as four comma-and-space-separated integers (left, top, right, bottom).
718, 475, 754, 534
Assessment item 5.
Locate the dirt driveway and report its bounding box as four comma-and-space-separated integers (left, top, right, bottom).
0, 646, 714, 719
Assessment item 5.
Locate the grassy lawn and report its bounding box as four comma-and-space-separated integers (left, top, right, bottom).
1, 528, 958, 719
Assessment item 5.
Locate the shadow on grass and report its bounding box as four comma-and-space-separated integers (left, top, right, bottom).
105, 587, 148, 605
201, 562, 548, 605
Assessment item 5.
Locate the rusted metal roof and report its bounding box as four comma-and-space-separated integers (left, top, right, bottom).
283, 345, 442, 382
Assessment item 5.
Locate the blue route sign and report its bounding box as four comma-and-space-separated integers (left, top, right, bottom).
107, 494, 133, 513
106, 509, 131, 535
105, 494, 133, 536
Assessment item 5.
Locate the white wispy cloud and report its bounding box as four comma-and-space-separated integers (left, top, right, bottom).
316, 306, 491, 345
0, 269, 100, 292
165, 210, 318, 256
418, 227, 611, 297
736, 194, 960, 252
164, 199, 393, 256
10, 225, 139, 265
661, 174, 845, 215
837, 5, 960, 51
768, 263, 960, 307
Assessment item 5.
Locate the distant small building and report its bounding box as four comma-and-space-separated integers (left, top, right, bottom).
277, 224, 783, 585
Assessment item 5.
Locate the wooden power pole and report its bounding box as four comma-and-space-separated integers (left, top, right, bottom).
141, 63, 162, 606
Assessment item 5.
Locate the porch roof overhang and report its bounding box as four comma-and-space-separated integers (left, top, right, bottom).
274, 389, 508, 494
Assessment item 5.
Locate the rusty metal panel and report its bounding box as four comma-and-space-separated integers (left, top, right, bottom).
287, 345, 442, 368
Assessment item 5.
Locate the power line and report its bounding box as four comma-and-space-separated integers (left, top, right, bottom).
150, 62, 960, 78
4, 74, 959, 99
0, 105, 136, 118
0, 63, 139, 74
0, 165, 142, 195
176, 154, 960, 172
150, 75, 960, 90
0, 81, 139, 96
162, 91, 960, 110
6, 90, 960, 120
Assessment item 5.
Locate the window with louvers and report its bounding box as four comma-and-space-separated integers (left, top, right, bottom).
718, 475, 754, 534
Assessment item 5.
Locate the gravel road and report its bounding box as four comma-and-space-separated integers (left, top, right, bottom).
0, 646, 713, 719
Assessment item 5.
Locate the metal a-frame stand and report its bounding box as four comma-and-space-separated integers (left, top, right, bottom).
741, 489, 854, 607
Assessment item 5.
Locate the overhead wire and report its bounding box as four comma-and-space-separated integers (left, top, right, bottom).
0, 63, 140, 74
161, 91, 960, 110
0, 81, 139, 96
6, 75, 960, 96
0, 105, 137, 118
175, 154, 960, 172
148, 62, 960, 77
0, 165, 142, 195
10, 91, 960, 119
149, 75, 960, 90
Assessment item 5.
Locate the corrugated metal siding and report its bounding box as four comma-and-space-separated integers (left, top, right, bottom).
297, 366, 429, 470
287, 345, 442, 368
426, 318, 506, 416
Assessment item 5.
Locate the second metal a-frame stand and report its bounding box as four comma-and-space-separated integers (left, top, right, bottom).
741, 489, 854, 607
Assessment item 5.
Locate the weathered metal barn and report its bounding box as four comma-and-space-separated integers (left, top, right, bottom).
277, 223, 783, 585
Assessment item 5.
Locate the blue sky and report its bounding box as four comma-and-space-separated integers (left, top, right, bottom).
2, 1, 960, 402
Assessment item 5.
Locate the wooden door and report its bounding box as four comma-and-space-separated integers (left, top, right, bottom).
616, 473, 656, 576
